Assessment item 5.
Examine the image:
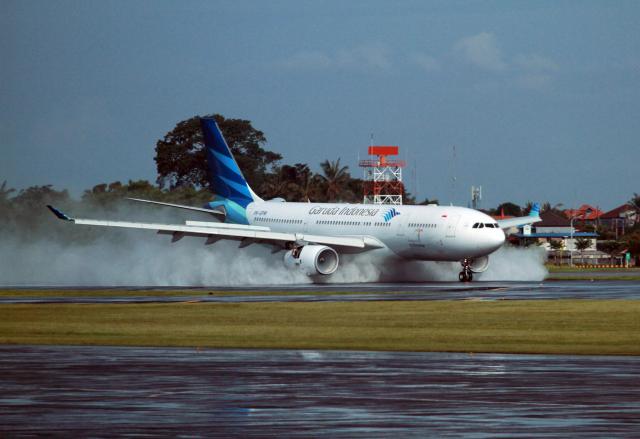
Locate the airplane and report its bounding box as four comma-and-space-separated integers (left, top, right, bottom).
48, 118, 541, 282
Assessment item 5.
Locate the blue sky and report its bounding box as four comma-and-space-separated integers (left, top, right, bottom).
2, 0, 638, 210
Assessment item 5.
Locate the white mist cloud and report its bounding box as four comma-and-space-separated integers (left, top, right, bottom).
453, 32, 507, 72
476, 245, 548, 281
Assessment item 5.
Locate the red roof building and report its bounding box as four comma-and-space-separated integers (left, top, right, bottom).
600, 203, 638, 236
563, 204, 604, 221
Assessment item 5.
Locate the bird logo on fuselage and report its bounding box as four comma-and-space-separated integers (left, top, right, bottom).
383, 208, 401, 222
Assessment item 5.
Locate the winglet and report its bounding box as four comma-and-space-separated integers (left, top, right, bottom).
46, 205, 74, 222
529, 202, 540, 217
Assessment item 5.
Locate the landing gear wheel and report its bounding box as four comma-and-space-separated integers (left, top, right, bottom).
459, 259, 474, 282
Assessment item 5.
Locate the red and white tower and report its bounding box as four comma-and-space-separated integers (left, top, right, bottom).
359, 146, 405, 205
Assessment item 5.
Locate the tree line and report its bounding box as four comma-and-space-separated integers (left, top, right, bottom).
154, 114, 417, 204
1, 113, 638, 257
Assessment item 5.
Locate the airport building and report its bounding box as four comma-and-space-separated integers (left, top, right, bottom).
510, 210, 609, 265
600, 203, 639, 238
563, 204, 604, 226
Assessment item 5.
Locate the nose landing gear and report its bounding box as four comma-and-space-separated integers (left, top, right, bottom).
459, 259, 473, 282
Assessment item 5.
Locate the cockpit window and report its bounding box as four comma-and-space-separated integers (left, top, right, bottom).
472, 223, 479, 228
478, 223, 484, 228
484, 223, 494, 228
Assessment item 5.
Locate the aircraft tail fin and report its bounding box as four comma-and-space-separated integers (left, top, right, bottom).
529, 202, 540, 217
200, 118, 263, 209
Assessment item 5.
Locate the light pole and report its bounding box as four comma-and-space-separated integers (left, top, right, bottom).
570, 216, 575, 267
569, 208, 591, 267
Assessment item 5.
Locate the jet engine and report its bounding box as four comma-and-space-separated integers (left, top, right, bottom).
283, 245, 339, 276
469, 255, 490, 273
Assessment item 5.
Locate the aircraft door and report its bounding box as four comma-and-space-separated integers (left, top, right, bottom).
395, 210, 409, 238
445, 214, 460, 238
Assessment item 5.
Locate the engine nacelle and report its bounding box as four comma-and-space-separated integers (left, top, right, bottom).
469, 255, 490, 273
283, 245, 339, 276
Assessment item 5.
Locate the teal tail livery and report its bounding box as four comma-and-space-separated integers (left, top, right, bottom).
201, 118, 262, 224
529, 202, 540, 217
493, 202, 542, 230
47, 115, 542, 282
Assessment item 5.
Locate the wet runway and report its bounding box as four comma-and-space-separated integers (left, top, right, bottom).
3, 280, 640, 303
1, 346, 639, 437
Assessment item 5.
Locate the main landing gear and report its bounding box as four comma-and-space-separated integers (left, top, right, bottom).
459, 259, 473, 282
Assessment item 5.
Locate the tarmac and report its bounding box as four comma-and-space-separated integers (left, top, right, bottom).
3, 279, 640, 303
1, 346, 639, 437
2, 279, 639, 436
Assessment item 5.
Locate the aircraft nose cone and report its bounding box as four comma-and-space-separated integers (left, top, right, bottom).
482, 229, 505, 253
491, 229, 506, 250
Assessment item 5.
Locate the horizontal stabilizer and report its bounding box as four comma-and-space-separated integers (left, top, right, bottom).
497, 202, 542, 230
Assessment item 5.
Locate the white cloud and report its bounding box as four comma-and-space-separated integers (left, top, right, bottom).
514, 54, 559, 72
453, 32, 507, 71
411, 53, 441, 72
280, 45, 391, 72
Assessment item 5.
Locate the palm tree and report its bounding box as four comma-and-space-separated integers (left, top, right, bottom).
549, 239, 565, 265
0, 180, 15, 211
319, 159, 350, 202
0, 180, 15, 202
260, 169, 289, 200
574, 237, 592, 265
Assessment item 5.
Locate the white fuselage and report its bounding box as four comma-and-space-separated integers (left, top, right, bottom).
246, 201, 505, 261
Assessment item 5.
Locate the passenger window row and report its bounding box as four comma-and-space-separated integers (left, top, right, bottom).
255, 217, 303, 224
472, 222, 499, 229
316, 220, 366, 226
315, 220, 391, 227
409, 223, 436, 228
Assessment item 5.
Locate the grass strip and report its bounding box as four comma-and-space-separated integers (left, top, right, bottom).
1, 300, 639, 355
546, 265, 640, 273
546, 276, 640, 281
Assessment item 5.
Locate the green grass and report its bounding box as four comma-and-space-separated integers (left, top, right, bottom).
1, 300, 639, 355
546, 265, 640, 273
546, 275, 640, 281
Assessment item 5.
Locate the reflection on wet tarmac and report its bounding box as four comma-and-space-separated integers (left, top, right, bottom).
3, 280, 640, 303
1, 346, 639, 437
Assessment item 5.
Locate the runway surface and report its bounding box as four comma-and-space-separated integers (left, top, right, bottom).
1, 346, 639, 437
3, 280, 640, 303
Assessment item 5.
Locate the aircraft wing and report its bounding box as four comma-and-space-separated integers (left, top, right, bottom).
47, 205, 385, 252
496, 203, 542, 230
